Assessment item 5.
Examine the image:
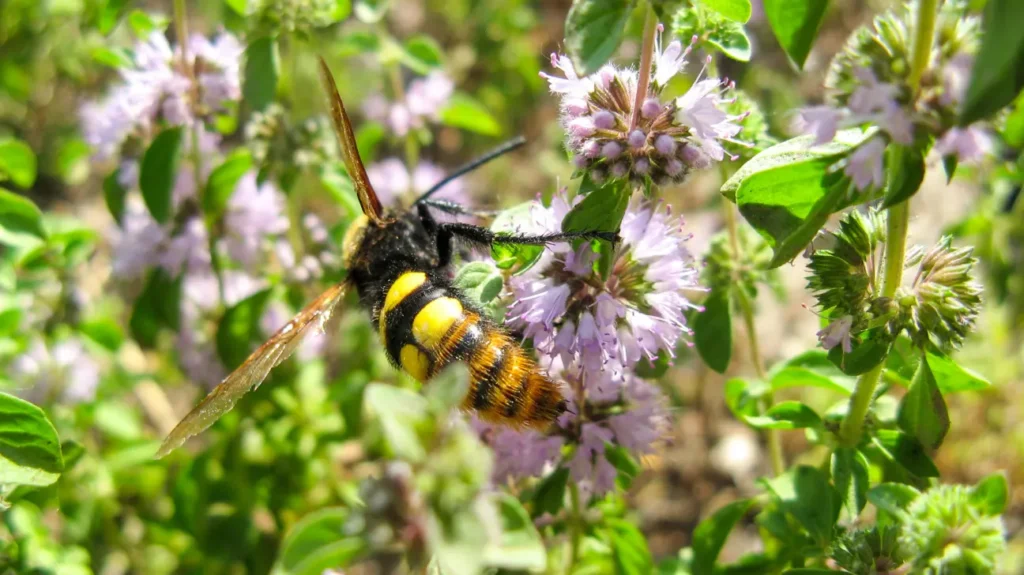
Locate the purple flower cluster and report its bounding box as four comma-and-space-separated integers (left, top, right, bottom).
363, 71, 454, 137
80, 30, 242, 162
475, 190, 697, 496
794, 23, 991, 192
507, 191, 700, 374
11, 338, 101, 404
541, 27, 747, 185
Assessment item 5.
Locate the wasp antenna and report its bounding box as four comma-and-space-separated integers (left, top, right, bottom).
317, 56, 387, 226
414, 136, 528, 205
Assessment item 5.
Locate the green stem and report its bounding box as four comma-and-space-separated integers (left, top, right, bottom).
725, 203, 785, 475
907, 0, 939, 93
629, 4, 657, 130
567, 481, 583, 574
174, 0, 226, 301
838, 0, 935, 446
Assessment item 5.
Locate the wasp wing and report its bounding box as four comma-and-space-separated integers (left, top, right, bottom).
156, 282, 348, 458
317, 56, 387, 225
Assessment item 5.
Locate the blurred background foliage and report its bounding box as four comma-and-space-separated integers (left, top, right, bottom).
0, 0, 1021, 573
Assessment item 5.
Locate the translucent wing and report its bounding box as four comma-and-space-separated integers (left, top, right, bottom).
156, 283, 348, 458
317, 56, 387, 225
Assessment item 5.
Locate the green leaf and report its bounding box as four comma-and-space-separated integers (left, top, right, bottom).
867, 482, 920, 516
139, 127, 183, 224
277, 508, 366, 575
127, 10, 169, 38
564, 0, 634, 75
483, 494, 547, 571
763, 465, 841, 545
0, 138, 37, 189
969, 472, 1009, 516
130, 268, 183, 347
79, 317, 125, 351
607, 518, 653, 575
727, 130, 874, 266
769, 367, 853, 395
721, 130, 871, 201
337, 29, 382, 56
706, 20, 752, 62
532, 467, 570, 517
693, 288, 732, 374
453, 261, 504, 306
702, 0, 751, 23
872, 429, 940, 478
363, 383, 428, 462
491, 203, 543, 274
942, 154, 958, 183
561, 177, 630, 234
55, 137, 91, 185
924, 349, 990, 393
94, 401, 143, 440
782, 570, 837, 575
881, 144, 925, 208
92, 46, 134, 69
960, 0, 1024, 125
99, 171, 126, 226
762, 0, 829, 69
744, 401, 822, 430
831, 447, 869, 517
402, 35, 444, 73
225, 0, 248, 16
0, 392, 63, 485
897, 352, 949, 450
828, 329, 891, 375
605, 443, 641, 488
216, 288, 273, 370
439, 93, 502, 136
244, 37, 280, 112
203, 150, 253, 220
0, 188, 45, 239
691, 498, 754, 575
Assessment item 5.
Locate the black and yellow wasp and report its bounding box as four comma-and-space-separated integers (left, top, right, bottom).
155, 58, 616, 457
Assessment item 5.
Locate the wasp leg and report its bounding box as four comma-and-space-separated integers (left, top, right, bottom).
436, 222, 619, 268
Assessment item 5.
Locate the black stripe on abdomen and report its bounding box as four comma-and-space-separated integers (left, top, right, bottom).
382, 283, 445, 367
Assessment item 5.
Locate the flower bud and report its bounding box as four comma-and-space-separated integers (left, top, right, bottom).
654, 134, 676, 156
628, 129, 646, 149
610, 162, 628, 178
633, 158, 650, 175
564, 99, 589, 116
641, 98, 663, 119
593, 110, 616, 130
568, 117, 596, 137
602, 141, 623, 160
680, 143, 710, 169
581, 139, 601, 158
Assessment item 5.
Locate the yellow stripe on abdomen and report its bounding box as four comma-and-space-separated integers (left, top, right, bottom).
412, 297, 464, 349
382, 272, 427, 315
400, 344, 430, 381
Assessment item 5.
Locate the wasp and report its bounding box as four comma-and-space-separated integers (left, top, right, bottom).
155, 58, 616, 457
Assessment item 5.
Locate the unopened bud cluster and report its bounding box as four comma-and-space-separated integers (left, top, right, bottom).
807, 210, 982, 352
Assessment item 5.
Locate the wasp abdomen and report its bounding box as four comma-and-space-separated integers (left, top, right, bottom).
378, 271, 565, 427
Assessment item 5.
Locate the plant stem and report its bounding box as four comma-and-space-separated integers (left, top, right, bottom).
907, 0, 939, 93
629, 4, 657, 130
387, 60, 420, 172
838, 0, 935, 447
567, 481, 583, 573
174, 0, 226, 301
724, 203, 785, 475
